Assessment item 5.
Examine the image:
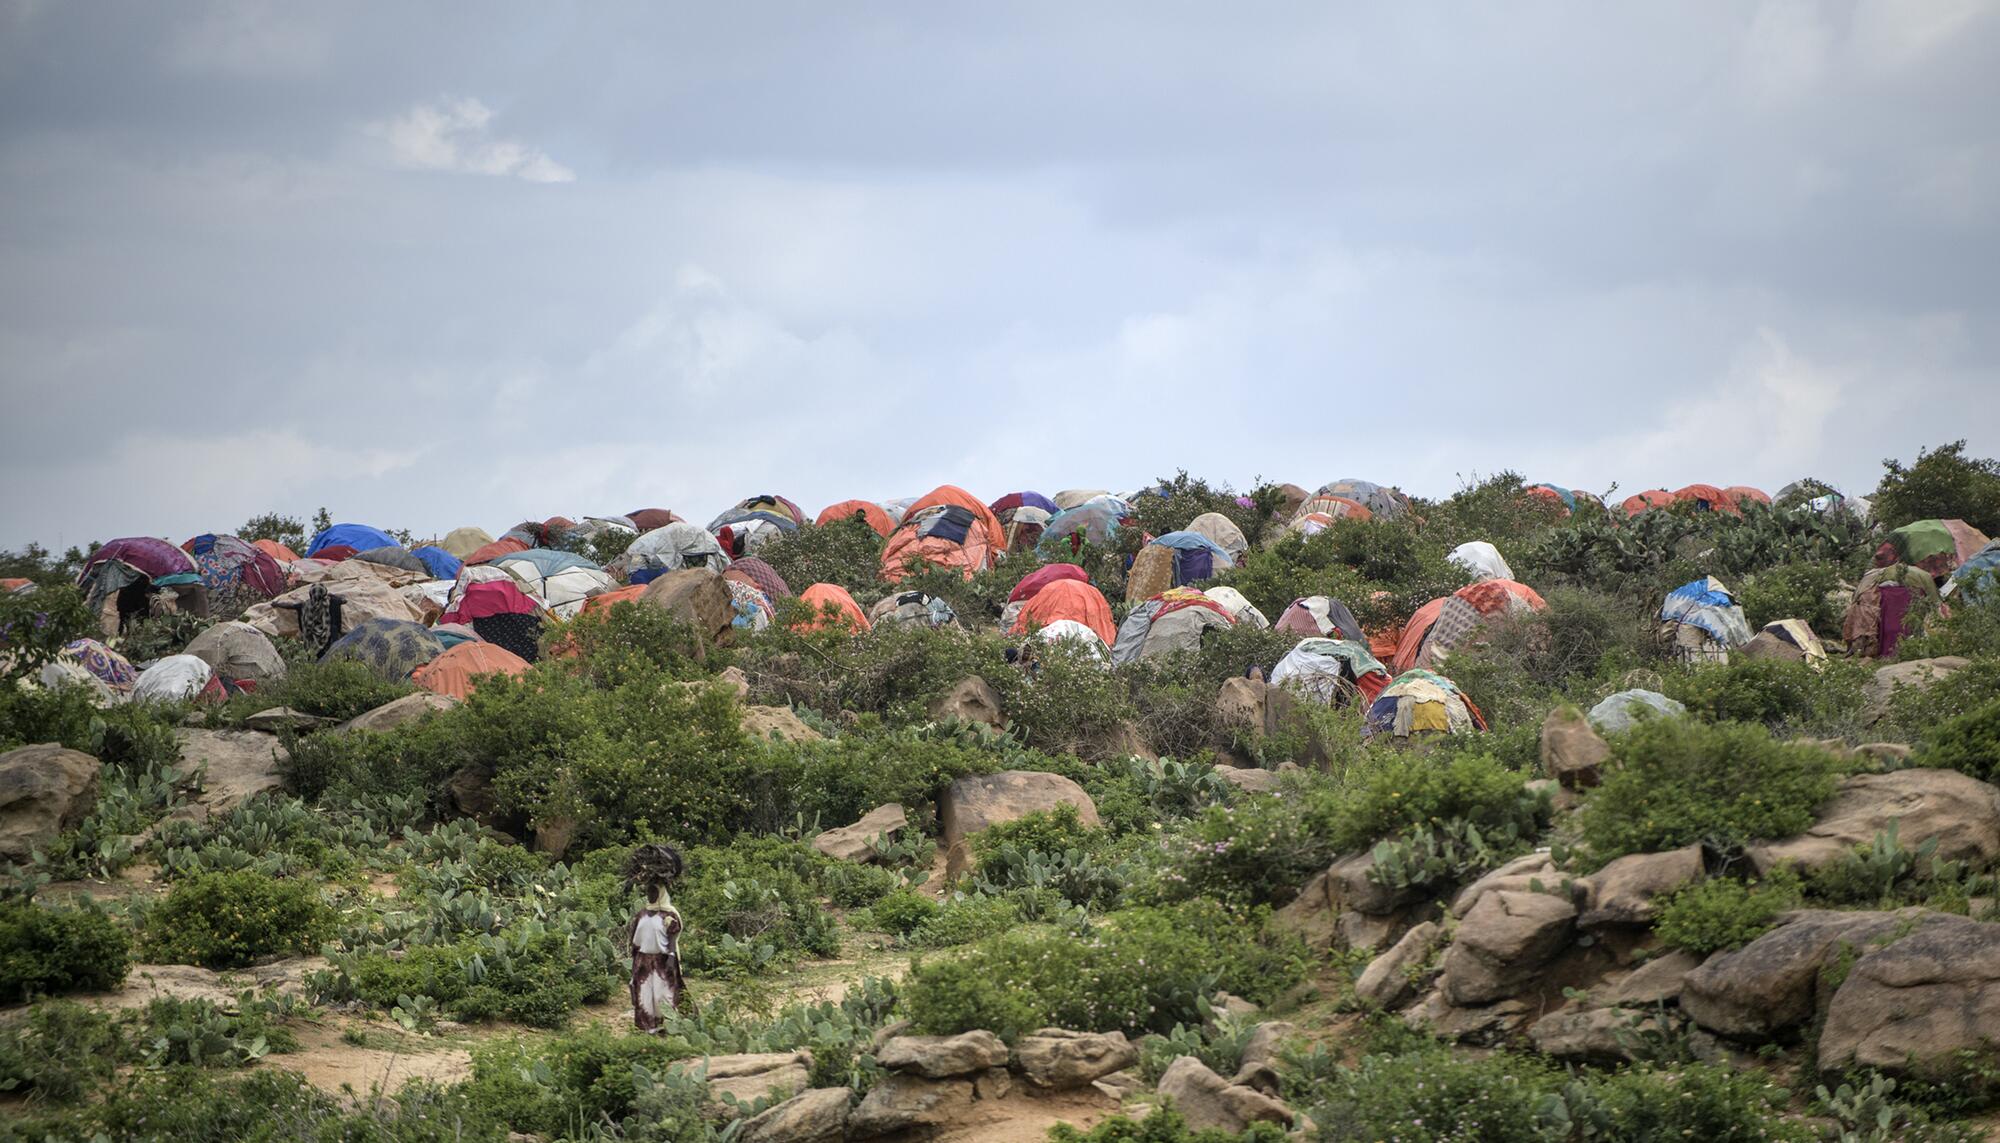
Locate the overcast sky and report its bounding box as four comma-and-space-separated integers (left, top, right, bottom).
2, 1, 1997, 549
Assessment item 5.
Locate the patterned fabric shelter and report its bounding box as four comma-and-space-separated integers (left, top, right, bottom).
1397, 580, 1547, 672
439, 527, 496, 559
1275, 596, 1364, 641
1524, 484, 1576, 514
723, 557, 792, 601
991, 491, 1056, 552
1843, 564, 1941, 659
55, 638, 137, 693
1315, 479, 1408, 520
709, 494, 805, 557
623, 522, 730, 577
1447, 541, 1513, 582
1201, 586, 1268, 628
1272, 638, 1391, 706
1184, 512, 1249, 561
624, 509, 681, 533
1659, 576, 1753, 664
78, 537, 198, 605
870, 590, 957, 628
181, 534, 286, 604
1037, 497, 1130, 558
1125, 531, 1235, 602
1362, 669, 1485, 740
1948, 541, 2000, 608
1290, 495, 1372, 525
1874, 519, 1990, 580
726, 579, 776, 631
320, 618, 446, 681
493, 549, 614, 618
1110, 588, 1235, 665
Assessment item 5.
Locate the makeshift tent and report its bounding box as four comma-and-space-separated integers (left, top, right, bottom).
1052, 489, 1110, 510
1010, 564, 1090, 604
870, 590, 957, 628
1741, 619, 1827, 668
1589, 689, 1685, 734
722, 557, 791, 601
815, 500, 895, 537
77, 537, 204, 635
351, 546, 430, 577
1184, 512, 1249, 561
430, 622, 481, 649
1524, 484, 1576, 514
1275, 596, 1365, 641
710, 495, 805, 556
132, 654, 225, 704
726, 579, 776, 631
1202, 586, 1268, 628
305, 523, 398, 557
1727, 486, 1772, 507
623, 522, 730, 577
181, 534, 286, 605
1447, 541, 1513, 582
53, 638, 136, 694
793, 584, 871, 632
184, 621, 286, 687
410, 546, 463, 581
1009, 578, 1116, 645
438, 574, 546, 662
412, 642, 530, 701
252, 538, 301, 564
1032, 618, 1109, 661
321, 617, 446, 681
991, 491, 1057, 552
1874, 519, 1990, 580
581, 584, 648, 615
1125, 531, 1235, 602
439, 527, 496, 559
879, 498, 917, 526
625, 509, 681, 533
461, 535, 530, 566
493, 549, 615, 618
1400, 580, 1547, 672
1272, 638, 1392, 706
1110, 588, 1235, 665
1947, 541, 2000, 608
880, 486, 1006, 582
1362, 669, 1485, 740
1621, 490, 1675, 516
1037, 497, 1130, 558
1659, 577, 1753, 663
1290, 495, 1372, 524
1315, 479, 1407, 520
1670, 485, 1741, 515
1842, 564, 1942, 659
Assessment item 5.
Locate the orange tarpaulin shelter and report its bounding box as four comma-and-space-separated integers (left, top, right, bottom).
880, 485, 1006, 583
1008, 578, 1117, 646
1620, 490, 1675, 517
1672, 484, 1741, 515
794, 583, 872, 632
581, 585, 648, 614
1726, 486, 1771, 507
464, 536, 532, 566
251, 539, 301, 563
412, 642, 530, 700
1393, 579, 1547, 673
815, 500, 895, 537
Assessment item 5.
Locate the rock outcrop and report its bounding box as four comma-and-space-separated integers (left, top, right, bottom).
1862, 656, 1970, 724
1540, 706, 1610, 789
1155, 1056, 1293, 1134
1819, 915, 2000, 1078
929, 676, 1004, 730
738, 1087, 851, 1143
339, 691, 458, 733
642, 568, 735, 641
874, 1031, 1009, 1079
1441, 889, 1577, 1006
1746, 769, 2000, 876
812, 803, 909, 864
1577, 845, 1703, 928
1013, 1028, 1137, 1089
1681, 909, 1945, 1039
0, 744, 101, 861
940, 771, 1098, 876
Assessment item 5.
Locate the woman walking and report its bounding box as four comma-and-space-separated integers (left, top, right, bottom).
624, 844, 690, 1032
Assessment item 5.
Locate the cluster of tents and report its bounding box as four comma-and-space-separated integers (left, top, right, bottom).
18, 476, 1999, 746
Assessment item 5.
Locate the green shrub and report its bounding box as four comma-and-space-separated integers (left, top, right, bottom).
1734, 561, 1844, 633
1576, 719, 1844, 867
341, 927, 616, 1028
1662, 658, 1869, 736
1913, 697, 2000, 784
1324, 750, 1542, 853
819, 860, 901, 908
910, 895, 1019, 948
903, 900, 1306, 1039
755, 517, 887, 600
771, 725, 1001, 834
869, 887, 941, 936
0, 1000, 126, 1101
672, 837, 841, 973
143, 871, 333, 969
1871, 439, 2000, 536
1156, 793, 1344, 908
1299, 1046, 1564, 1142
1051, 1106, 1289, 1143
274, 658, 415, 720
0, 584, 96, 682
1569, 1062, 1811, 1141
0, 901, 131, 1002
1653, 872, 1801, 955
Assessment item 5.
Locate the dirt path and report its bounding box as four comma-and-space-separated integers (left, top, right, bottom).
933, 1087, 1119, 1142
273, 1020, 472, 1097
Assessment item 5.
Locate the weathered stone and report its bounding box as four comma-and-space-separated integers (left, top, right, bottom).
1541, 706, 1611, 789
1091, 1069, 1148, 1102
1014, 1028, 1138, 1089
1155, 1056, 1293, 1134
1578, 845, 1703, 928
929, 676, 1005, 730
811, 803, 908, 864
241, 706, 329, 732
339, 691, 458, 733
1215, 677, 1267, 735
1449, 852, 1564, 919
1273, 868, 1340, 950
1596, 949, 1704, 1007
446, 763, 505, 828
1402, 988, 1534, 1044
1852, 742, 1913, 766
1819, 915, 2000, 1078
692, 1052, 814, 1113
1747, 770, 2000, 876
1231, 1022, 1297, 1096
738, 1087, 850, 1143
1215, 766, 1282, 794
875, 1031, 1009, 1078
1329, 850, 1427, 917
1355, 921, 1445, 1010
174, 728, 286, 815
1338, 908, 1408, 953
846, 1073, 974, 1137
717, 665, 752, 700
1681, 909, 1945, 1039
1207, 992, 1260, 1031
1529, 1005, 1661, 1063
641, 567, 735, 641
532, 816, 578, 859
1863, 656, 1970, 724
973, 1066, 1012, 1101
0, 744, 100, 861
940, 770, 1098, 876
1441, 889, 1577, 1006
741, 705, 823, 743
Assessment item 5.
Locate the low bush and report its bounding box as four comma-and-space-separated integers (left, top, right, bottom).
1653, 872, 1802, 955
1913, 697, 2000, 785
909, 894, 1019, 947
1298, 1046, 1564, 1142
869, 887, 940, 936
0, 1000, 126, 1101
1734, 561, 1844, 634
340, 927, 617, 1029
1576, 719, 1844, 867
1568, 1062, 1810, 1141
903, 900, 1306, 1039
1662, 658, 1869, 736
1050, 1106, 1289, 1143
0, 584, 96, 682
1324, 750, 1543, 854
1155, 794, 1344, 908
0, 900, 130, 1002
142, 871, 333, 969
276, 658, 415, 720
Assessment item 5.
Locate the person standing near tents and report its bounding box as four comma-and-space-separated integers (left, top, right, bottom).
624, 844, 689, 1032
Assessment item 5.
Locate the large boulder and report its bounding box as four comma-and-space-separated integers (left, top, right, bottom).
940, 771, 1098, 876
811, 803, 908, 864
929, 676, 1004, 730
1819, 915, 2000, 1078
241, 707, 329, 733
1528, 1004, 1662, 1063
339, 691, 458, 733
1215, 677, 1267, 736
184, 621, 288, 687
1595, 949, 1704, 1007
1230, 1021, 1297, 1096
1681, 909, 1944, 1039
1215, 766, 1282, 795
1013, 1028, 1138, 1089
174, 728, 286, 816
1354, 921, 1445, 1010
1440, 889, 1577, 1006
1328, 850, 1428, 917
641, 567, 734, 641
688, 1051, 813, 1113
738, 1087, 851, 1143
741, 705, 823, 743
1401, 988, 1535, 1044
1746, 770, 2000, 876
1863, 656, 1970, 724
0, 744, 101, 861
1577, 846, 1703, 928
846, 1073, 975, 1138
1450, 852, 1564, 919
1155, 1056, 1292, 1134
875, 1031, 1008, 1078
1541, 706, 1611, 789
